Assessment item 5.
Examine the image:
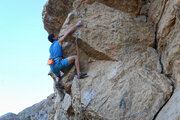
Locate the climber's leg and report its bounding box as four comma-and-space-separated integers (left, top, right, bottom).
67, 55, 80, 76
67, 56, 88, 79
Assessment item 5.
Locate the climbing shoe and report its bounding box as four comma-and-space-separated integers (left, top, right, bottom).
55, 80, 65, 90
78, 73, 88, 79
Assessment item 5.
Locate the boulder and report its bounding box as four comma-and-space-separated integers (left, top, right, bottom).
42, 0, 74, 35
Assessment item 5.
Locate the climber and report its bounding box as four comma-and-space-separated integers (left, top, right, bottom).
48, 20, 87, 89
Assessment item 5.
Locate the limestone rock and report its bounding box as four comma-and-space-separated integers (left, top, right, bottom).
0, 113, 19, 120
60, 2, 154, 61
146, 0, 180, 119
175, 0, 180, 20
148, 0, 168, 24
155, 87, 180, 120
155, 0, 180, 85
0, 94, 56, 120
41, 0, 178, 120
157, 0, 177, 48
42, 0, 74, 34
70, 60, 172, 119
159, 19, 180, 76
73, 0, 145, 17
18, 94, 56, 120
51, 2, 173, 120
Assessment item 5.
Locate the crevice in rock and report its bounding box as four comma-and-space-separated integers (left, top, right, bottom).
152, 77, 175, 120
151, 3, 177, 117
152, 24, 164, 73
151, 1, 177, 117
158, 51, 164, 74
67, 105, 75, 118
152, 25, 158, 50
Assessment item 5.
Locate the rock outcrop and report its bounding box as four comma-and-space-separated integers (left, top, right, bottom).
2, 0, 180, 119
155, 87, 180, 120
0, 94, 56, 120
60, 2, 154, 61
73, 0, 145, 17
42, 0, 74, 35
0, 113, 19, 120
18, 94, 56, 120
42, 0, 175, 119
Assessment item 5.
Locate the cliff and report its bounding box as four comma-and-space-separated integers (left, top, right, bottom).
1, 0, 180, 120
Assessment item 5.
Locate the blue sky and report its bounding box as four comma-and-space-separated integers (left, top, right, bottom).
0, 0, 54, 116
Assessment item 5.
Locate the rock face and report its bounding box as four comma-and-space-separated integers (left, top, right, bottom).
42, 0, 175, 119
42, 0, 74, 35
155, 87, 180, 120
3, 0, 180, 119
0, 94, 56, 120
73, 0, 145, 17
154, 0, 180, 83
17, 94, 56, 120
60, 2, 154, 61
0, 113, 19, 120
148, 0, 180, 85
71, 60, 172, 120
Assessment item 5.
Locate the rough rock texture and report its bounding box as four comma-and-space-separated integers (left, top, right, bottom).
147, 0, 180, 119
2, 0, 180, 119
42, 0, 74, 35
154, 0, 180, 81
0, 113, 19, 120
0, 94, 56, 120
60, 2, 155, 61
71, 60, 172, 120
148, 0, 168, 24
43, 1, 173, 120
155, 87, 180, 120
18, 94, 55, 120
73, 0, 145, 17
148, 0, 180, 84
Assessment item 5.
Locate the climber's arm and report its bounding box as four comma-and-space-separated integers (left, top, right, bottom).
58, 21, 83, 44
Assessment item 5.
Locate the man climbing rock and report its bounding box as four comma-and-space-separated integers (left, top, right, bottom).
48, 20, 87, 89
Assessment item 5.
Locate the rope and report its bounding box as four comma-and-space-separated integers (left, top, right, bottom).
75, 31, 83, 119
75, 31, 78, 45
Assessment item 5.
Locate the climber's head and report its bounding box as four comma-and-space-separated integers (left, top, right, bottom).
48, 34, 58, 43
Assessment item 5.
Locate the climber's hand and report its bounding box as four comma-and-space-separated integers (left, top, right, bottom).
76, 20, 83, 27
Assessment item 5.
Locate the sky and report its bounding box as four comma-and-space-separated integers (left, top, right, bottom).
0, 0, 54, 116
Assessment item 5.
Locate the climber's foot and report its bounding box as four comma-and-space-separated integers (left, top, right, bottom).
78, 73, 88, 79
56, 81, 65, 89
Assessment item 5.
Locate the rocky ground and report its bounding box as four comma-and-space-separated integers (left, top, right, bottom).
1, 0, 180, 120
